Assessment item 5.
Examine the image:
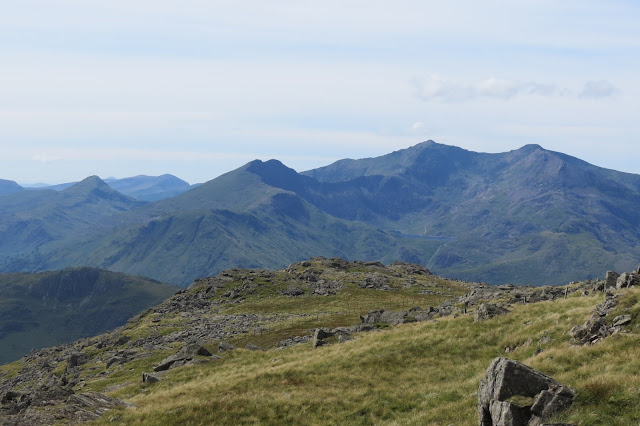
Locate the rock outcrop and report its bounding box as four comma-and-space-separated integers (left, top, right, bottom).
479, 357, 575, 426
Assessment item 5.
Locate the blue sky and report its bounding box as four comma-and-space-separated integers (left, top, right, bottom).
1, 1, 638, 184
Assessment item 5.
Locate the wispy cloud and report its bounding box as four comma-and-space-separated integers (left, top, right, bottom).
413, 74, 570, 102
32, 153, 63, 164
579, 80, 618, 99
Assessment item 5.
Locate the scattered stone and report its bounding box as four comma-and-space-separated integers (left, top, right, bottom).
569, 315, 609, 344
280, 286, 305, 296
478, 357, 575, 426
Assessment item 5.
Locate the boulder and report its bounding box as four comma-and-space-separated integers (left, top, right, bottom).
475, 303, 510, 321
478, 357, 575, 426
66, 352, 89, 370
280, 286, 305, 296
605, 271, 620, 289
154, 343, 214, 372
245, 343, 263, 351
218, 342, 235, 353
312, 328, 334, 348
616, 272, 640, 289
142, 372, 160, 384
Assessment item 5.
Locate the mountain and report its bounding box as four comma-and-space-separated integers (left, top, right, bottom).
296, 142, 640, 284
0, 176, 144, 261
0, 179, 23, 197
3, 141, 640, 286
105, 174, 192, 201
34, 174, 192, 201
0, 267, 177, 364
35, 162, 441, 286
1, 259, 638, 424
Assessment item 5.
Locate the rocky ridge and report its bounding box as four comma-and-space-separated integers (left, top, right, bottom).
2, 259, 640, 424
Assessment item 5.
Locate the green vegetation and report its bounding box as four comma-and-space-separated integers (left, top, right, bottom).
2, 259, 640, 424
0, 267, 177, 364
82, 288, 640, 425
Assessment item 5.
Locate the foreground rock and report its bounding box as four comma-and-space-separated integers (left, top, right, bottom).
479, 357, 575, 426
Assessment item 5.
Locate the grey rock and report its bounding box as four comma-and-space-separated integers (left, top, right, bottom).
475, 303, 510, 321
569, 315, 609, 344
245, 343, 263, 351
612, 314, 632, 327
280, 286, 305, 296
218, 341, 235, 353
142, 372, 160, 383
66, 352, 89, 370
312, 328, 334, 348
478, 357, 575, 426
530, 385, 576, 419
489, 400, 532, 425
605, 271, 620, 289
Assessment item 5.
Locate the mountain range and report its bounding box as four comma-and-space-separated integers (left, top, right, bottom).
1, 141, 639, 286
13, 174, 194, 202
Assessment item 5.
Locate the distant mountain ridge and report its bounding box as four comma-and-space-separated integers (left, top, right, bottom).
14, 174, 194, 201
1, 141, 640, 286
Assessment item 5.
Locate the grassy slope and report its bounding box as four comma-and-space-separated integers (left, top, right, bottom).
85, 288, 640, 425
0, 268, 177, 364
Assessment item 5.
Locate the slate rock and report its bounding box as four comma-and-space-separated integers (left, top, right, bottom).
218, 341, 235, 353
280, 286, 305, 296
142, 372, 160, 383
479, 357, 575, 426
605, 271, 620, 289
489, 400, 532, 425
612, 314, 632, 327
569, 315, 609, 344
312, 328, 334, 348
245, 343, 263, 351
475, 303, 510, 321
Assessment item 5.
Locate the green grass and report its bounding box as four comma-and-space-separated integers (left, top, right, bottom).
85, 287, 640, 425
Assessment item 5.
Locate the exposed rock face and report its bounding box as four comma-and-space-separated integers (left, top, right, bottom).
478, 357, 575, 426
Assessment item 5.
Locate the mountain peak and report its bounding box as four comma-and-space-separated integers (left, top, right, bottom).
64, 175, 111, 193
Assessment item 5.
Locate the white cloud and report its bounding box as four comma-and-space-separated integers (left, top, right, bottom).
412, 74, 571, 102
579, 80, 618, 98
32, 153, 63, 164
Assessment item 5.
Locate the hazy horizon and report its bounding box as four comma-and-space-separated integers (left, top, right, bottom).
1, 1, 638, 184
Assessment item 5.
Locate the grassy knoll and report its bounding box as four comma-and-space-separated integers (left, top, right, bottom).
92, 288, 640, 425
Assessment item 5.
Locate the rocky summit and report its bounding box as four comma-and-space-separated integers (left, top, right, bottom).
2, 258, 640, 424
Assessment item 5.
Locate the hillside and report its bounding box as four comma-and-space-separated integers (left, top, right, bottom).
0, 176, 144, 262
0, 180, 22, 197
0, 267, 177, 364
1, 258, 639, 424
